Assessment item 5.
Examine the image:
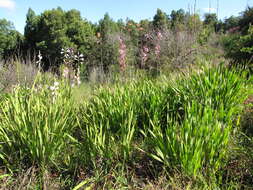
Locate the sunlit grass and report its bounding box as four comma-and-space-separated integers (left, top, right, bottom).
0, 64, 251, 189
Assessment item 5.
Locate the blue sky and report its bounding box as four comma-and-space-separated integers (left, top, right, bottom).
0, 0, 252, 33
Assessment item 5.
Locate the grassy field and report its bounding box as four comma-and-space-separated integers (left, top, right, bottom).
0, 61, 252, 190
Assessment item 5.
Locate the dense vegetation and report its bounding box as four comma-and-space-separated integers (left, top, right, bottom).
0, 5, 253, 190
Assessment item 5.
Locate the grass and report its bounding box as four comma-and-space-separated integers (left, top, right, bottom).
0, 63, 252, 189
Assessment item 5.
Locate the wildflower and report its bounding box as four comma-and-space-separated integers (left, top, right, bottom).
62, 67, 69, 78
38, 52, 42, 61
36, 51, 43, 71
50, 86, 56, 91
155, 44, 161, 56
143, 46, 149, 53
54, 81, 59, 86
73, 68, 81, 86
118, 36, 127, 71
157, 31, 163, 39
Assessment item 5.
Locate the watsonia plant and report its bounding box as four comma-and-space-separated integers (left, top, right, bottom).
145, 65, 247, 177
77, 83, 139, 169
0, 77, 76, 171
176, 64, 247, 121
148, 103, 232, 177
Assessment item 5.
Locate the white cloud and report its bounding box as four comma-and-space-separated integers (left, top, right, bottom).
202, 7, 216, 13
0, 0, 15, 11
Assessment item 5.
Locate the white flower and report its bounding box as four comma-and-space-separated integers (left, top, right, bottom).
76, 76, 81, 85
54, 81, 60, 86
50, 86, 56, 91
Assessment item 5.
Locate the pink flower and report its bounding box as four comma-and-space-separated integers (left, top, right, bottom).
157, 31, 163, 40
143, 46, 149, 53
155, 44, 161, 56
118, 37, 127, 71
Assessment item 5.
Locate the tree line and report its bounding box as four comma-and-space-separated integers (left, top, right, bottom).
0, 7, 252, 74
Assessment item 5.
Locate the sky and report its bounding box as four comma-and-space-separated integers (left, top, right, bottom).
0, 0, 252, 33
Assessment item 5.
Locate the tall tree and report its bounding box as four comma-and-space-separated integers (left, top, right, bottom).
24, 8, 39, 52
0, 19, 22, 60
153, 8, 168, 30
65, 9, 95, 54
92, 13, 119, 72
98, 13, 119, 41
223, 16, 240, 32
170, 9, 186, 29
23, 7, 94, 70
204, 13, 218, 26
239, 6, 253, 34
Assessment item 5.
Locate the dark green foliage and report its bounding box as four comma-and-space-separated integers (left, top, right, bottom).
222, 26, 253, 65
97, 13, 119, 40
204, 13, 218, 27
24, 8, 39, 53
0, 19, 23, 60
223, 16, 240, 32
92, 13, 120, 73
239, 6, 253, 34
153, 9, 168, 30
170, 9, 186, 29
222, 7, 253, 66
203, 13, 220, 32
24, 7, 95, 70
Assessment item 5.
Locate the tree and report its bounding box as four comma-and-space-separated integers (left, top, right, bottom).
35, 7, 69, 68
239, 6, 253, 34
24, 8, 39, 52
97, 13, 119, 41
185, 13, 202, 32
65, 9, 94, 55
170, 9, 186, 29
222, 6, 253, 66
223, 16, 240, 32
153, 9, 168, 30
204, 13, 218, 26
24, 7, 94, 70
94, 13, 120, 72
0, 19, 22, 60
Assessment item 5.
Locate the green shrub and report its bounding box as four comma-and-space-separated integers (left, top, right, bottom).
222, 25, 253, 67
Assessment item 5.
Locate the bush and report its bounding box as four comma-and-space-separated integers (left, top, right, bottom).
222, 26, 253, 66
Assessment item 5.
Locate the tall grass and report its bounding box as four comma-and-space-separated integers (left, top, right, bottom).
76, 83, 140, 170
0, 64, 249, 188
0, 77, 76, 172
75, 64, 247, 177
147, 65, 247, 175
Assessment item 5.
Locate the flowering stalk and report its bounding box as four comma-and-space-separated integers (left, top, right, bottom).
118, 37, 127, 71
61, 47, 84, 86
140, 45, 149, 66
36, 51, 43, 72
154, 31, 163, 56
49, 81, 60, 103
